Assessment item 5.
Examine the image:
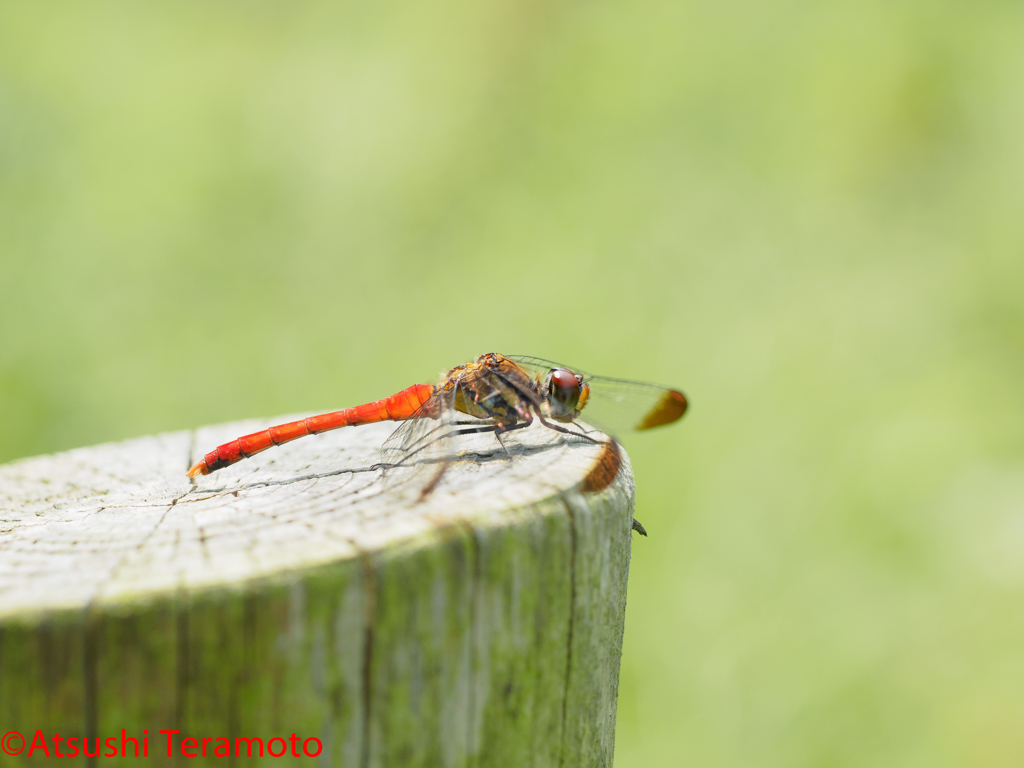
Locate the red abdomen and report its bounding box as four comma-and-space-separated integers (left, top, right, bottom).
187, 383, 435, 477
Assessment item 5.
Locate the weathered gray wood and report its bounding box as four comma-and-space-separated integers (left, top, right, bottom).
0, 417, 636, 767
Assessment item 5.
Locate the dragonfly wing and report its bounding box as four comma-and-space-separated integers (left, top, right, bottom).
507, 355, 686, 438
507, 355, 589, 380
379, 388, 450, 469
379, 382, 503, 470
576, 375, 687, 436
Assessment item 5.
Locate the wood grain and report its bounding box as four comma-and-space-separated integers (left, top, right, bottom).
0, 417, 637, 767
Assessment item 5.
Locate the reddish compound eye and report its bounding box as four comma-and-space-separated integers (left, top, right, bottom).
549, 368, 581, 416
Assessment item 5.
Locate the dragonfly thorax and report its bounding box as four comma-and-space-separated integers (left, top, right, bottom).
444, 353, 540, 426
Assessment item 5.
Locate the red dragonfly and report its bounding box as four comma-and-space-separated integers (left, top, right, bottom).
187, 353, 687, 528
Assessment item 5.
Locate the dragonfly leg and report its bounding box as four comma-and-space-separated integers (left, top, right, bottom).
389, 422, 508, 469
493, 431, 511, 458
534, 412, 602, 444
400, 417, 480, 457
492, 415, 537, 459
379, 408, 489, 468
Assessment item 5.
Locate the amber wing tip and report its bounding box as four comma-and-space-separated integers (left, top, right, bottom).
636, 388, 689, 430
186, 460, 209, 478
672, 389, 688, 418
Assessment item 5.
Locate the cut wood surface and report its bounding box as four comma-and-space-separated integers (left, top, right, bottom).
0, 416, 637, 767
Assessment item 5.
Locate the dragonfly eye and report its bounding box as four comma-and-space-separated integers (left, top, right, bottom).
548, 368, 581, 417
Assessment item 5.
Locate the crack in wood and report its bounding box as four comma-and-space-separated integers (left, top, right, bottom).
558, 497, 578, 768
175, 596, 189, 767
83, 614, 98, 768
457, 519, 482, 761
355, 546, 376, 768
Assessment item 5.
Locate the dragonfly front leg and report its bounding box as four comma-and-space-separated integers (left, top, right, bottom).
493, 413, 534, 458
534, 411, 602, 445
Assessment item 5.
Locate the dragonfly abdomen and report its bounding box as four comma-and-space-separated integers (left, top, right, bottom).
186, 383, 435, 477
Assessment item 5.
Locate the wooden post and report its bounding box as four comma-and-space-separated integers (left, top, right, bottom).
0, 416, 636, 767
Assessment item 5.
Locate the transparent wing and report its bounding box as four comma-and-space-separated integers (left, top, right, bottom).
575, 375, 687, 436
379, 382, 511, 474
506, 355, 590, 379
380, 388, 458, 469
507, 355, 688, 438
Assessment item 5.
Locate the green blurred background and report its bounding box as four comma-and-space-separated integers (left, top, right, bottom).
3, 1, 1023, 765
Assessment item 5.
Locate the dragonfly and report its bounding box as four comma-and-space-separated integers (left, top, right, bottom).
186, 353, 687, 532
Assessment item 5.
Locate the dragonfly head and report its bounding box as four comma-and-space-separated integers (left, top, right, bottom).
546, 367, 589, 422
